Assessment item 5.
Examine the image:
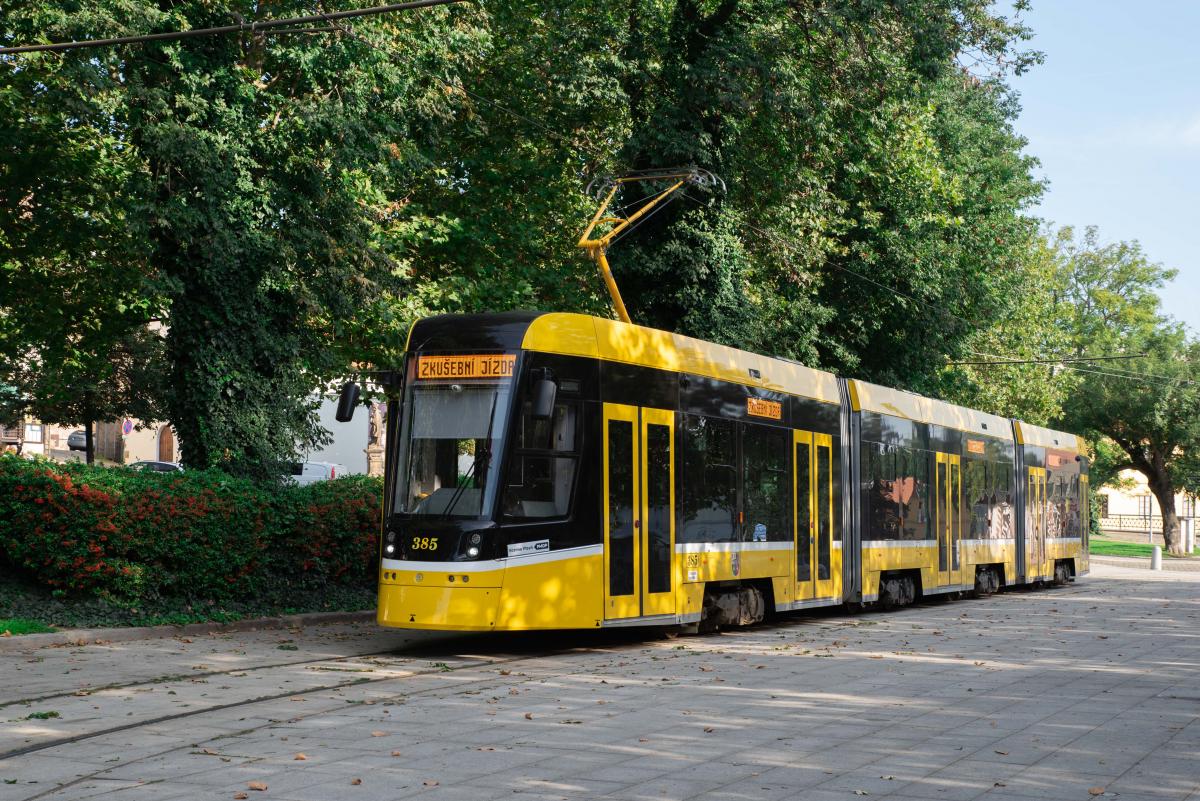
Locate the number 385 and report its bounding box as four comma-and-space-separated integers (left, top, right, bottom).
411, 537, 438, 550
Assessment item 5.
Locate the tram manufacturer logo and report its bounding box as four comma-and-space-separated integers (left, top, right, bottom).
746, 397, 782, 420
417, 354, 516, 380
507, 539, 550, 558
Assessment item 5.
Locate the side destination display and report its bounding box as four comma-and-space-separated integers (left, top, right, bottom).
417, 354, 517, 380
746, 397, 782, 420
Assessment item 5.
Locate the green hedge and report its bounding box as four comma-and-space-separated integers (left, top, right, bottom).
0, 455, 382, 604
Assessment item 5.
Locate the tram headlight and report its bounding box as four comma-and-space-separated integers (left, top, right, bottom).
469, 533, 481, 545
467, 546, 480, 558
385, 544, 396, 555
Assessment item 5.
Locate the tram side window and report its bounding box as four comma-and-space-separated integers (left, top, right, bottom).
1067, 474, 1081, 538
680, 415, 737, 542
993, 461, 1014, 539
743, 424, 790, 542
1046, 472, 1063, 538
864, 442, 900, 540
503, 402, 578, 519
965, 458, 989, 539
898, 448, 928, 540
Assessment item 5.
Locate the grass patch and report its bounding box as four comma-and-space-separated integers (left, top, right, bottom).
0, 618, 56, 636
1092, 537, 1199, 559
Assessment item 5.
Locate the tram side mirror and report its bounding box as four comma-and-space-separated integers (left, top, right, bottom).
335, 381, 361, 423
531, 376, 557, 421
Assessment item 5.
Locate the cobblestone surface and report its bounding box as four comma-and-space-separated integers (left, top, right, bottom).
2, 563, 1198, 801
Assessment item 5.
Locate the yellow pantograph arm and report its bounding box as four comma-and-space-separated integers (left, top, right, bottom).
577, 174, 693, 324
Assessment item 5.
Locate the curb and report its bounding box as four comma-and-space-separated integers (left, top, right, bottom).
0, 609, 376, 653
1091, 555, 1200, 573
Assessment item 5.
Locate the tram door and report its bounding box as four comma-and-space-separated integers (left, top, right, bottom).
602, 403, 675, 621
935, 453, 963, 587
1027, 467, 1047, 580
794, 431, 836, 600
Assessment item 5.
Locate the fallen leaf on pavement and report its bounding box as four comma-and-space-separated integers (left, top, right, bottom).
351, 778, 362, 785
524, 713, 533, 720
294, 754, 307, 761
391, 750, 402, 757
247, 782, 268, 791
995, 750, 1008, 755
424, 780, 439, 787
1088, 788, 1105, 796
371, 731, 385, 737
704, 727, 715, 733
234, 794, 248, 800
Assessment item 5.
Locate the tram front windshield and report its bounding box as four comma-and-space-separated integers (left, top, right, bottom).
395, 381, 512, 518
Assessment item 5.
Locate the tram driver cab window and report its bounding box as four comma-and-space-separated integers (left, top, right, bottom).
503, 401, 579, 519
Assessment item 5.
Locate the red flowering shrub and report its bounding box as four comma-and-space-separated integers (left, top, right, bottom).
0, 455, 381, 602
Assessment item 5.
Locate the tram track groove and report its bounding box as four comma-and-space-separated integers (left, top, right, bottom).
3, 583, 1093, 800
0, 641, 581, 764
0, 648, 405, 710
8, 641, 619, 801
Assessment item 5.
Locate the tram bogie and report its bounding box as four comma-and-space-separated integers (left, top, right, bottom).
366, 311, 1089, 633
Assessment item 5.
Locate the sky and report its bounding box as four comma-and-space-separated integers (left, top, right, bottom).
1008, 1, 1199, 334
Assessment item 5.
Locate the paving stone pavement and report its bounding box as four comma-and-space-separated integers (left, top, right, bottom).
1, 563, 1198, 801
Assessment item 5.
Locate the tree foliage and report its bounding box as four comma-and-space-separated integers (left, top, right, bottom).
2, 0, 1057, 476
1052, 226, 1198, 554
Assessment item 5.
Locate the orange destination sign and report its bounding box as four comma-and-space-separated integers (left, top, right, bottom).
746, 397, 782, 420
966, 439, 985, 455
417, 354, 516, 380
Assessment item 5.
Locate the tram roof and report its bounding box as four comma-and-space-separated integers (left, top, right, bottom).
1013, 421, 1079, 453
523, 313, 842, 405
847, 379, 1014, 441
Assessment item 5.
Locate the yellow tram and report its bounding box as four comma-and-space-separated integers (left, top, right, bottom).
353, 311, 1088, 632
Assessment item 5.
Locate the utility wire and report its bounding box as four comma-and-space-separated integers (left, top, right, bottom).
19, 1, 1175, 391
964, 348, 1193, 385
0, 0, 465, 55
950, 354, 1148, 367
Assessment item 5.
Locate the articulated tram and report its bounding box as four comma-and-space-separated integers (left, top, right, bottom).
367, 311, 1089, 631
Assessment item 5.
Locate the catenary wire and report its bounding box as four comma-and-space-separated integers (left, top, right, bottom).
285, 17, 1200, 394
28, 4, 1177, 391
0, 0, 466, 55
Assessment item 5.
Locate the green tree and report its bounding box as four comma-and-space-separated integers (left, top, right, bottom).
938, 233, 1076, 424
0, 43, 162, 463
1054, 226, 1198, 554
2, 2, 486, 477
584, 0, 1045, 390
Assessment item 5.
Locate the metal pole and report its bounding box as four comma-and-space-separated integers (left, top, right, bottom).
591, 248, 632, 325
1145, 495, 1152, 544
1151, 545, 1162, 571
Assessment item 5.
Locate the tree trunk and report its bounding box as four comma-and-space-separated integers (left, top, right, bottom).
1148, 475, 1182, 555
84, 419, 95, 466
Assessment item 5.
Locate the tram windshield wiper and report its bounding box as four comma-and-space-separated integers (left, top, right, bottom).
441, 391, 499, 519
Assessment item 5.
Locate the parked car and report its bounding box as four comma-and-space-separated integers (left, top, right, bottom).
67, 430, 87, 451
129, 460, 184, 473
285, 461, 346, 486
